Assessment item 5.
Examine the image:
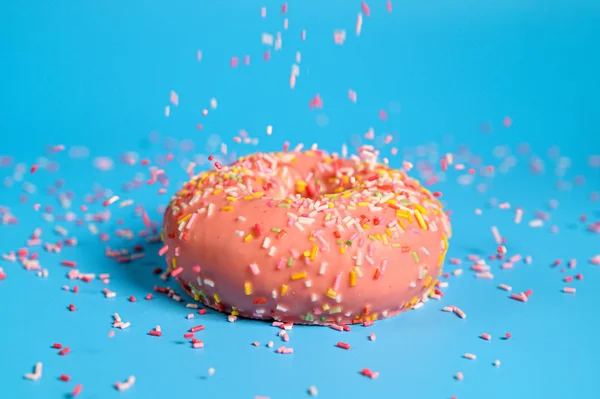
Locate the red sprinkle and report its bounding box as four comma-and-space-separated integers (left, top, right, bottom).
53, 343, 63, 349
61, 260, 77, 267
59, 374, 71, 382
149, 330, 162, 337
68, 304, 76, 312
129, 296, 136, 302
145, 293, 153, 300
505, 332, 512, 339
336, 342, 351, 350
190, 325, 205, 332
59, 347, 71, 356
72, 384, 83, 396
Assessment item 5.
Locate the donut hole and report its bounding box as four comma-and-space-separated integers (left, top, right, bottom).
294, 170, 356, 200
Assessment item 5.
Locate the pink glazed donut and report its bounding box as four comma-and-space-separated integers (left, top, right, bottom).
160, 147, 451, 325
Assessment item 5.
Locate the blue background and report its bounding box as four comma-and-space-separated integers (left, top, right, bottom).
1, 1, 599, 398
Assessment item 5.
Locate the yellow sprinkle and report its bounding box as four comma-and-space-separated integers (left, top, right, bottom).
349, 270, 357, 286
339, 246, 346, 254
409, 296, 418, 305
398, 219, 406, 230
361, 224, 370, 230
221, 206, 235, 212
244, 282, 252, 295
213, 293, 221, 303
424, 275, 433, 287
243, 195, 254, 200
225, 196, 238, 202
253, 192, 264, 198
357, 202, 369, 207
385, 229, 393, 238
328, 202, 334, 208
213, 188, 223, 195
414, 203, 428, 214
396, 210, 410, 219
310, 245, 318, 261
280, 284, 288, 296
375, 234, 382, 241
292, 272, 307, 280
326, 288, 337, 299
303, 250, 310, 257
442, 235, 448, 250
415, 210, 428, 230
343, 176, 349, 185
171, 257, 177, 271
382, 234, 389, 246
179, 214, 192, 223
244, 234, 254, 242
231, 310, 239, 316
322, 303, 330, 311
438, 251, 446, 266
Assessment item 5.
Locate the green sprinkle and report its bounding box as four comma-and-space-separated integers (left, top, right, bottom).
368, 235, 376, 240
391, 243, 401, 248
321, 316, 327, 322
329, 306, 342, 314
411, 251, 420, 263
287, 257, 294, 267
278, 203, 291, 208
303, 313, 315, 322
345, 240, 352, 246
325, 213, 332, 221
337, 239, 344, 245
272, 227, 281, 233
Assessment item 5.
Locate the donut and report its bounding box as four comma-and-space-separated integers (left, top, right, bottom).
160, 147, 451, 325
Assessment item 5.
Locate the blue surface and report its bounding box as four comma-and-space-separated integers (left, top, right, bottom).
1, 1, 600, 398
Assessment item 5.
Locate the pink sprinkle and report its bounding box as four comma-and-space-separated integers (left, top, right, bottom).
171, 267, 184, 277
249, 263, 260, 275
230, 57, 239, 68
563, 287, 576, 294
158, 245, 169, 256
361, 1, 371, 16
503, 116, 512, 127
369, 333, 376, 341
455, 372, 464, 381
480, 333, 492, 341
348, 89, 357, 103
387, 1, 392, 12
498, 284, 512, 291
510, 292, 528, 302
169, 90, 179, 106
